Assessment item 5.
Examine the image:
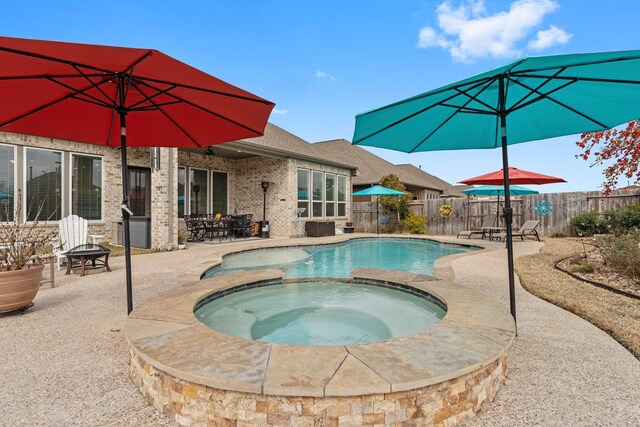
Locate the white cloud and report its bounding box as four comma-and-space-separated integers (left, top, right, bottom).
272, 108, 288, 115
528, 25, 572, 50
417, 0, 572, 62
316, 70, 336, 81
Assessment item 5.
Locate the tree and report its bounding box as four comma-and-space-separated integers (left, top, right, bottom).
577, 120, 640, 194
378, 174, 412, 220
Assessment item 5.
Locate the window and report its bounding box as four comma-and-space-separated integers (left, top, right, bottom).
297, 169, 310, 218
312, 171, 324, 217
128, 167, 151, 216
0, 145, 15, 221
337, 175, 347, 217
25, 148, 62, 221
190, 168, 208, 216
72, 154, 102, 220
325, 174, 336, 217
212, 171, 228, 215
178, 167, 185, 218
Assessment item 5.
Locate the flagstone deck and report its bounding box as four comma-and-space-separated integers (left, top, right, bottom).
0, 234, 638, 426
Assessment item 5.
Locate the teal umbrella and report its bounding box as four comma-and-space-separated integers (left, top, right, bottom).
352, 185, 406, 235
463, 185, 539, 219
353, 49, 640, 330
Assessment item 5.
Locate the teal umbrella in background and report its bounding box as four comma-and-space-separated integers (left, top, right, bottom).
462, 185, 539, 221
352, 185, 406, 235
353, 49, 640, 330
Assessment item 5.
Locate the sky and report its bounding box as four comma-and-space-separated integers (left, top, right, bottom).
4, 0, 640, 193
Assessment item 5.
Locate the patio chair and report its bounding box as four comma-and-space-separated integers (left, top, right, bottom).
457, 215, 497, 239
492, 220, 541, 242
54, 214, 88, 270
184, 215, 205, 242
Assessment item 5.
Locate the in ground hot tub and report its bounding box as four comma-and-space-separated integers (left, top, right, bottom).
195, 280, 446, 346
126, 268, 515, 426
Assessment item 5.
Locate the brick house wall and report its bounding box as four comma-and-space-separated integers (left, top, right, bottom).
2, 132, 354, 247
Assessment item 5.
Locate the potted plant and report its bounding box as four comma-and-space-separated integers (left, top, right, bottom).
177, 230, 186, 250
0, 192, 57, 314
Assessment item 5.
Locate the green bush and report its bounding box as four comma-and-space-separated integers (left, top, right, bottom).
602, 204, 640, 235
570, 263, 595, 274
401, 212, 428, 234
602, 230, 640, 284
570, 211, 607, 236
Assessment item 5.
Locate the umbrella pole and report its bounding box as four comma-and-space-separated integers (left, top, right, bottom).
499, 78, 517, 334
376, 196, 379, 235
119, 110, 134, 315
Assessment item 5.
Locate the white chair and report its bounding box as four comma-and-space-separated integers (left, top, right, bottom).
54, 215, 88, 270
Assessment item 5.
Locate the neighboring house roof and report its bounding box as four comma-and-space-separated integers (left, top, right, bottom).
215, 123, 358, 171
314, 139, 459, 194
313, 139, 400, 186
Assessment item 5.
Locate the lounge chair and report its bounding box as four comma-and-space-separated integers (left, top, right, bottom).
492, 220, 541, 242
457, 215, 497, 239
54, 215, 88, 270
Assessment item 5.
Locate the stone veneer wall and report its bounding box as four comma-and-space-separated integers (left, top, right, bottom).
130, 351, 507, 426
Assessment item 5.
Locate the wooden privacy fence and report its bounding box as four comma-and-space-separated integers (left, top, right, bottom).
351, 190, 640, 237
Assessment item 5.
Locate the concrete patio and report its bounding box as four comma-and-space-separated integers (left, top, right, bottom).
1, 234, 638, 426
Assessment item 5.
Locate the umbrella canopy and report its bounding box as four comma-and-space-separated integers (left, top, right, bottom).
353, 49, 640, 330
462, 185, 539, 196
463, 185, 539, 220
0, 36, 274, 314
352, 185, 406, 235
460, 168, 566, 186
351, 185, 407, 196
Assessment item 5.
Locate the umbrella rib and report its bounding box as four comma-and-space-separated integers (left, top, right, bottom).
406, 78, 499, 152
132, 78, 268, 136
136, 75, 275, 105
0, 76, 115, 127
126, 81, 179, 110
71, 64, 117, 108
0, 45, 123, 75
508, 77, 610, 128
46, 75, 116, 109
507, 68, 565, 112
0, 72, 109, 81
128, 83, 204, 148
355, 78, 496, 145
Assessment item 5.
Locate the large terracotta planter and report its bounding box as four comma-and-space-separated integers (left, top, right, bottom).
0, 264, 44, 313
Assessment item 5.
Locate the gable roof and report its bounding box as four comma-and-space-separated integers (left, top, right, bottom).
313, 139, 401, 186
314, 139, 459, 193
220, 123, 357, 171
395, 164, 467, 197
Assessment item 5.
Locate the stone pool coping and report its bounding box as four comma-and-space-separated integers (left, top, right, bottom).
125, 264, 515, 397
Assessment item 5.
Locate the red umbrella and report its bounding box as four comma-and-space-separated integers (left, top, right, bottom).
0, 36, 275, 313
460, 167, 566, 185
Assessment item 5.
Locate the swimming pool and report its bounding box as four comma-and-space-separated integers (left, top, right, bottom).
203, 238, 476, 278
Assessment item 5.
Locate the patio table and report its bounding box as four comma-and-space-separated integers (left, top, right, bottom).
482, 226, 505, 241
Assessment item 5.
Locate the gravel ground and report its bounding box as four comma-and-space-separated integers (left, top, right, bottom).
1, 236, 639, 426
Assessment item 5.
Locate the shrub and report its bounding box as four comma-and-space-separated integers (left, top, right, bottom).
602, 204, 640, 235
602, 230, 640, 284
401, 212, 428, 234
570, 211, 607, 236
571, 263, 595, 274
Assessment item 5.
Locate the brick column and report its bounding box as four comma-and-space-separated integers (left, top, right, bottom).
151, 148, 178, 249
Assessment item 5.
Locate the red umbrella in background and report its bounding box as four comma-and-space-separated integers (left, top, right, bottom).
0, 36, 275, 313
460, 167, 566, 186
460, 167, 565, 227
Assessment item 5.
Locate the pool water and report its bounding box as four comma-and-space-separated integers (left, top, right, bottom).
204, 238, 475, 279
195, 281, 446, 345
